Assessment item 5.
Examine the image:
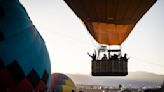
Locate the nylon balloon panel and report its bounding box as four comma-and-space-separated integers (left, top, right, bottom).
85, 22, 134, 45
0, 3, 32, 38
62, 85, 75, 92
50, 73, 69, 87
16, 32, 48, 77
64, 80, 75, 87
64, 0, 157, 24
54, 80, 66, 86
51, 85, 75, 92
57, 73, 69, 79
64, 0, 157, 45
0, 0, 51, 91
50, 73, 76, 92
0, 26, 37, 65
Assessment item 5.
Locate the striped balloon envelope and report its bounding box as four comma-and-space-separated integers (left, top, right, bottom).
49, 73, 76, 92
0, 0, 51, 91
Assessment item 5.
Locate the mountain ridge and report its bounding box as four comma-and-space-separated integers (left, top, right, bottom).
66, 71, 164, 88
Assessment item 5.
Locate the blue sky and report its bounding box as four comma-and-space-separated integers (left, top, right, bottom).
20, 0, 164, 75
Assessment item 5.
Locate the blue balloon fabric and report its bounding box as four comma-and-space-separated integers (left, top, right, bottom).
0, 0, 51, 91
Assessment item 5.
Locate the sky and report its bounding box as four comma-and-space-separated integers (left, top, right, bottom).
20, 0, 164, 75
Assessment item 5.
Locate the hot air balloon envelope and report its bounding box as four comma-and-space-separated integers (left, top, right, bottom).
64, 0, 157, 45
0, 0, 51, 91
49, 73, 76, 92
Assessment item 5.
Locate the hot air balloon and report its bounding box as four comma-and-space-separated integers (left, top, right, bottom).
64, 0, 157, 76
49, 73, 76, 92
0, 0, 51, 91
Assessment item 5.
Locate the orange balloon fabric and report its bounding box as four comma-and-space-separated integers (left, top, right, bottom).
85, 22, 134, 45
64, 0, 157, 45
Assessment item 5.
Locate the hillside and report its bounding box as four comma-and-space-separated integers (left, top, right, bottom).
67, 71, 164, 88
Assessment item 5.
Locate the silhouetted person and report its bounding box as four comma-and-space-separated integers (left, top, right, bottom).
102, 54, 107, 60
113, 54, 118, 60
87, 50, 96, 60
110, 55, 114, 60
123, 53, 129, 61
123, 53, 127, 59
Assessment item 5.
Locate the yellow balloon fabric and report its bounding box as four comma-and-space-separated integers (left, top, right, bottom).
49, 73, 76, 92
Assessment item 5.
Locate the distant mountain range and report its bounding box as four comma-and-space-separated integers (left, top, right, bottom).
67, 71, 164, 88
